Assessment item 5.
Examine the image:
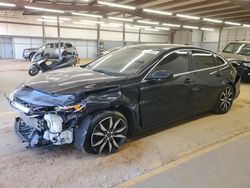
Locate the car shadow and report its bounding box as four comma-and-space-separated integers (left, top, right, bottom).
32, 112, 212, 158
129, 112, 211, 141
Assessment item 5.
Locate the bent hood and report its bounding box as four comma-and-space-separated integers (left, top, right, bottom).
25, 66, 127, 95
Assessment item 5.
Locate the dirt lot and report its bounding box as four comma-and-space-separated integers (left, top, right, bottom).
0, 60, 250, 188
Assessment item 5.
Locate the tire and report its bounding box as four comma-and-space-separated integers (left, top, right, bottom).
29, 52, 35, 61
214, 84, 234, 114
28, 65, 40, 76
84, 111, 128, 154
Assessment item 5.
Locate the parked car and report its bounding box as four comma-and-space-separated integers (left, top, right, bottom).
40, 42, 78, 59
9, 44, 240, 154
220, 41, 250, 81
23, 42, 78, 61
23, 47, 39, 61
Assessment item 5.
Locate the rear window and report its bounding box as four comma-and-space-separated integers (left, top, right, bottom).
192, 50, 216, 70
222, 43, 244, 53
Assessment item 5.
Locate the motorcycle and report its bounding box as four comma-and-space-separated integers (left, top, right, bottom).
28, 47, 77, 76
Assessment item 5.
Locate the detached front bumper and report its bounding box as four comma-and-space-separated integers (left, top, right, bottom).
8, 85, 92, 149
12, 104, 91, 149
14, 117, 52, 148
14, 112, 75, 148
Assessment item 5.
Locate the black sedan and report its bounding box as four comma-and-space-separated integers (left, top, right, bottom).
9, 44, 240, 154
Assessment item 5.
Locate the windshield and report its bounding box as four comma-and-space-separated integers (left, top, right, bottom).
86, 48, 160, 76
223, 43, 244, 53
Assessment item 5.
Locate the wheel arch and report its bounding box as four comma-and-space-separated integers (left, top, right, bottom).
91, 104, 138, 135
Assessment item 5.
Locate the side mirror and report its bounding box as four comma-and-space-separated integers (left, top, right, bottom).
146, 70, 174, 80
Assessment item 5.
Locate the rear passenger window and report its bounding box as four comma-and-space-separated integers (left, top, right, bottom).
192, 50, 216, 70
55, 43, 64, 48
65, 43, 73, 48
154, 50, 189, 74
214, 55, 225, 65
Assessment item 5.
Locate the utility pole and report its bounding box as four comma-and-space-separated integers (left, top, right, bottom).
42, 21, 45, 45
57, 15, 61, 59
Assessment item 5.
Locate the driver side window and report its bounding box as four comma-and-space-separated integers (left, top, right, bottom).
154, 50, 190, 74
45, 43, 54, 49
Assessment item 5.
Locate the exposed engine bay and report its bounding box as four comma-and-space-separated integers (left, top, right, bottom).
8, 84, 86, 148
14, 108, 80, 148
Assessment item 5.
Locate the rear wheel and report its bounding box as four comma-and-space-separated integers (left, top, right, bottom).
214, 84, 234, 114
28, 65, 40, 76
84, 111, 128, 154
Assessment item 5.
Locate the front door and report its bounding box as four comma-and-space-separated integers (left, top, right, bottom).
140, 50, 195, 128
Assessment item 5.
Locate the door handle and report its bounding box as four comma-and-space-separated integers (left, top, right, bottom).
184, 78, 192, 84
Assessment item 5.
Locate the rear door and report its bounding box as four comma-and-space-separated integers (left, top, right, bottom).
65, 43, 76, 55
191, 50, 225, 113
140, 49, 196, 128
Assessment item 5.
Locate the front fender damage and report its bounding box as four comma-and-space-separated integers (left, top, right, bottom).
11, 85, 136, 150
83, 87, 123, 111
74, 87, 127, 150
73, 115, 92, 150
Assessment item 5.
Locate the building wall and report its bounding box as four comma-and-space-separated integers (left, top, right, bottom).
0, 36, 13, 58
219, 27, 250, 52
173, 30, 192, 45
173, 29, 220, 52
0, 18, 169, 59
192, 29, 220, 52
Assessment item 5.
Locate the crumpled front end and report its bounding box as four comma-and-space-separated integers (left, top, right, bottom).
9, 86, 86, 148
8, 84, 124, 149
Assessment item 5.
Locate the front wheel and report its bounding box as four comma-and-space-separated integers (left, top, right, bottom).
28, 65, 40, 76
214, 84, 234, 114
84, 111, 128, 154
29, 52, 35, 61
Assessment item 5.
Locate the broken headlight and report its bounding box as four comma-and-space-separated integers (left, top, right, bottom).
55, 103, 86, 112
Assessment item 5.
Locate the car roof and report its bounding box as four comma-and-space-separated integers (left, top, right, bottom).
228, 41, 250, 44
126, 43, 212, 52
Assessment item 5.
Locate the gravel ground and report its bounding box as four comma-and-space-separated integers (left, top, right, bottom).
0, 60, 250, 188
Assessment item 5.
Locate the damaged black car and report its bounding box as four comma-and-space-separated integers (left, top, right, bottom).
9, 44, 240, 154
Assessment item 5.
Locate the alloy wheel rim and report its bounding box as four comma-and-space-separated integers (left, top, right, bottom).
91, 116, 127, 154
220, 87, 233, 111
31, 67, 39, 75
